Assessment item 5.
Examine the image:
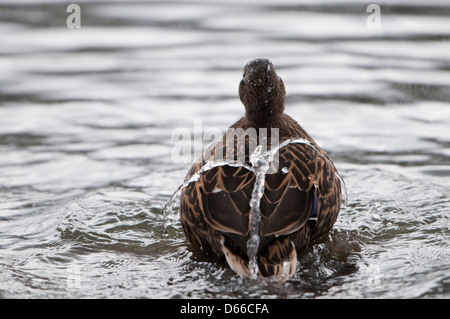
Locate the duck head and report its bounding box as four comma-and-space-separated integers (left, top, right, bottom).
239, 58, 286, 127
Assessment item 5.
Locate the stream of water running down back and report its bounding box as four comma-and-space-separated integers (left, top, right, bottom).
247, 145, 270, 278
0, 1, 449, 298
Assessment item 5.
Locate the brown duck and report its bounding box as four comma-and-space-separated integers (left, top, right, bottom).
180, 58, 342, 280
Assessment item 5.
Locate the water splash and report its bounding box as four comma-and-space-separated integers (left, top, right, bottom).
162, 187, 181, 220
161, 187, 181, 236
247, 145, 271, 278
336, 172, 348, 208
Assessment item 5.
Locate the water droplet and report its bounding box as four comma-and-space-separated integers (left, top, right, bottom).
247, 144, 270, 272
212, 187, 223, 193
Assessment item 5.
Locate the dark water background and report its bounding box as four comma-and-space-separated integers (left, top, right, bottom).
0, 0, 449, 298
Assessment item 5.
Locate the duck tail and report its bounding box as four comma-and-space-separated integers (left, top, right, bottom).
220, 235, 297, 280
220, 235, 251, 277
258, 236, 297, 279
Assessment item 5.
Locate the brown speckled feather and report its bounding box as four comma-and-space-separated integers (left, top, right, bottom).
180, 59, 342, 280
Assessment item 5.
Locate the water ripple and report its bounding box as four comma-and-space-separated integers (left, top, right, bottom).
0, 0, 449, 298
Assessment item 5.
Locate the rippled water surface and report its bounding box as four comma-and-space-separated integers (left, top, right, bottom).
0, 0, 449, 298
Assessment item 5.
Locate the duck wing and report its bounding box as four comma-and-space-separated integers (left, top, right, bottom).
259, 142, 320, 248
200, 165, 254, 238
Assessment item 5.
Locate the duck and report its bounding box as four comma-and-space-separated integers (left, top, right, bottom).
180, 58, 342, 280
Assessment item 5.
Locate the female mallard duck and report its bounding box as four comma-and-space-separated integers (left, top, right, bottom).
180, 58, 342, 280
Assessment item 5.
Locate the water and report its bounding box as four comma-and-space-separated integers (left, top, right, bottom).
0, 0, 449, 298
247, 145, 269, 278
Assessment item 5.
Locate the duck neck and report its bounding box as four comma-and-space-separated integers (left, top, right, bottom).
244, 104, 284, 129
